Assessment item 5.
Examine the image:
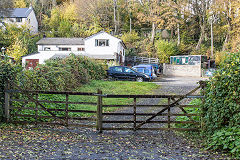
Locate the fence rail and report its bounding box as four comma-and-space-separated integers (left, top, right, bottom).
4, 81, 205, 132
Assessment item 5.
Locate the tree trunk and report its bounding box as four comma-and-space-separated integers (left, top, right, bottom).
177, 23, 180, 45
222, 20, 232, 51
130, 17, 132, 33
210, 18, 213, 58
196, 24, 205, 50
113, 0, 117, 35
151, 22, 155, 44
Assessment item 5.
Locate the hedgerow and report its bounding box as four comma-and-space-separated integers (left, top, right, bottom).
0, 56, 21, 121
18, 54, 106, 91
202, 52, 240, 157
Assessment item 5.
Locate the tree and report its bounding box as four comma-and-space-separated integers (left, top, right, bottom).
0, 0, 14, 18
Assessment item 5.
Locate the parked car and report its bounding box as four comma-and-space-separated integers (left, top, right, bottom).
139, 63, 160, 74
107, 66, 150, 82
133, 65, 157, 80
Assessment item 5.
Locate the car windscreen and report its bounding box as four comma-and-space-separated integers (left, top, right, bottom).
135, 68, 150, 74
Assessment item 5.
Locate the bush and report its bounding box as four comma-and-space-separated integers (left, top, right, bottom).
120, 31, 141, 45
0, 57, 21, 121
155, 40, 179, 63
208, 127, 240, 157
202, 52, 240, 157
202, 52, 240, 133
215, 51, 227, 66
18, 55, 106, 91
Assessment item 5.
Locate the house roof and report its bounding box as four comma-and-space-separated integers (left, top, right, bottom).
36, 38, 85, 45
50, 53, 116, 60
0, 7, 33, 18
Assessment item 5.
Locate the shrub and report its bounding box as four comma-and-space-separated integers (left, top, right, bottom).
202, 52, 240, 157
202, 52, 240, 133
155, 40, 179, 63
18, 55, 106, 91
0, 57, 21, 121
208, 127, 240, 157
120, 31, 141, 45
215, 51, 227, 66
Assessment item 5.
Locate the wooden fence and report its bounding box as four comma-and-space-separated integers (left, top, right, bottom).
4, 82, 205, 132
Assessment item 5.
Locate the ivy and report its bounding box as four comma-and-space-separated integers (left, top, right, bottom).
0, 56, 22, 121
202, 52, 240, 157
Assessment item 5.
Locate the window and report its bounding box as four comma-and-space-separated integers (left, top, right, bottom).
124, 68, 134, 73
59, 48, 71, 51
95, 39, 109, 47
16, 18, 22, 22
112, 67, 123, 72
78, 48, 85, 51
44, 47, 51, 51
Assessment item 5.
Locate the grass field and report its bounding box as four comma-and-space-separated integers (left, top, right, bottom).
11, 80, 159, 120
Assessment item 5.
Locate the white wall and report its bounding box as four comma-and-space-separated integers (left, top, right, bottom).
27, 10, 38, 33
85, 32, 122, 58
22, 52, 55, 67
1, 10, 38, 33
163, 64, 202, 77
38, 44, 85, 52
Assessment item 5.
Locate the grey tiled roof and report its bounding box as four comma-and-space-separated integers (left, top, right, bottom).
50, 53, 115, 60
36, 38, 85, 45
0, 8, 32, 18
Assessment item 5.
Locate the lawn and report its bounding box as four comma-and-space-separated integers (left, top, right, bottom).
11, 80, 159, 120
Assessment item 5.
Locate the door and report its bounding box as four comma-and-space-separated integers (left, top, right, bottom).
123, 67, 136, 81
26, 59, 39, 70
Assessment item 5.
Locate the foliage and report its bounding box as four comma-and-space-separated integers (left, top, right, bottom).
155, 40, 179, 63
0, 57, 22, 121
175, 99, 202, 128
207, 127, 240, 157
215, 51, 227, 66
18, 55, 106, 91
202, 52, 240, 134
0, 24, 40, 62
120, 31, 141, 45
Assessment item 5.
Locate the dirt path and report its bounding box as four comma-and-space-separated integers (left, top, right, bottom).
0, 76, 231, 159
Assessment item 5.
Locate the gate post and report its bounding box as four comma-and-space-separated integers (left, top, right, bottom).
199, 80, 207, 130
4, 80, 10, 122
97, 89, 103, 133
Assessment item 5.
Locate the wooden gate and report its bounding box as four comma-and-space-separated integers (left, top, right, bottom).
4, 81, 206, 132
4, 82, 98, 128
97, 82, 205, 132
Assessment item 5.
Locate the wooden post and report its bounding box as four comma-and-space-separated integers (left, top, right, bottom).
4, 81, 10, 123
35, 94, 38, 125
97, 89, 103, 133
133, 98, 137, 131
65, 94, 69, 127
168, 98, 171, 129
199, 81, 206, 130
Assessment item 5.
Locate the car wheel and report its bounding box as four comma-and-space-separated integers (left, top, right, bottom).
136, 77, 143, 82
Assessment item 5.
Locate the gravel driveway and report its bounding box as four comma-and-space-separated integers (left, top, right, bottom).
0, 76, 231, 159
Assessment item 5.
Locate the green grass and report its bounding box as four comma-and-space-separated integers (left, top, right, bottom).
11, 80, 159, 120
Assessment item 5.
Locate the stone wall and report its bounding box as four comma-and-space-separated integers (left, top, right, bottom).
163, 64, 202, 77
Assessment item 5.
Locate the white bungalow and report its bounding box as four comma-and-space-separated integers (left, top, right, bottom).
0, 6, 38, 33
22, 31, 126, 69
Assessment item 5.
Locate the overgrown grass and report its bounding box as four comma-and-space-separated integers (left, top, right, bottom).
11, 80, 159, 121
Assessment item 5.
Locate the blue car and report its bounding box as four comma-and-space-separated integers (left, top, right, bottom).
133, 65, 157, 80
